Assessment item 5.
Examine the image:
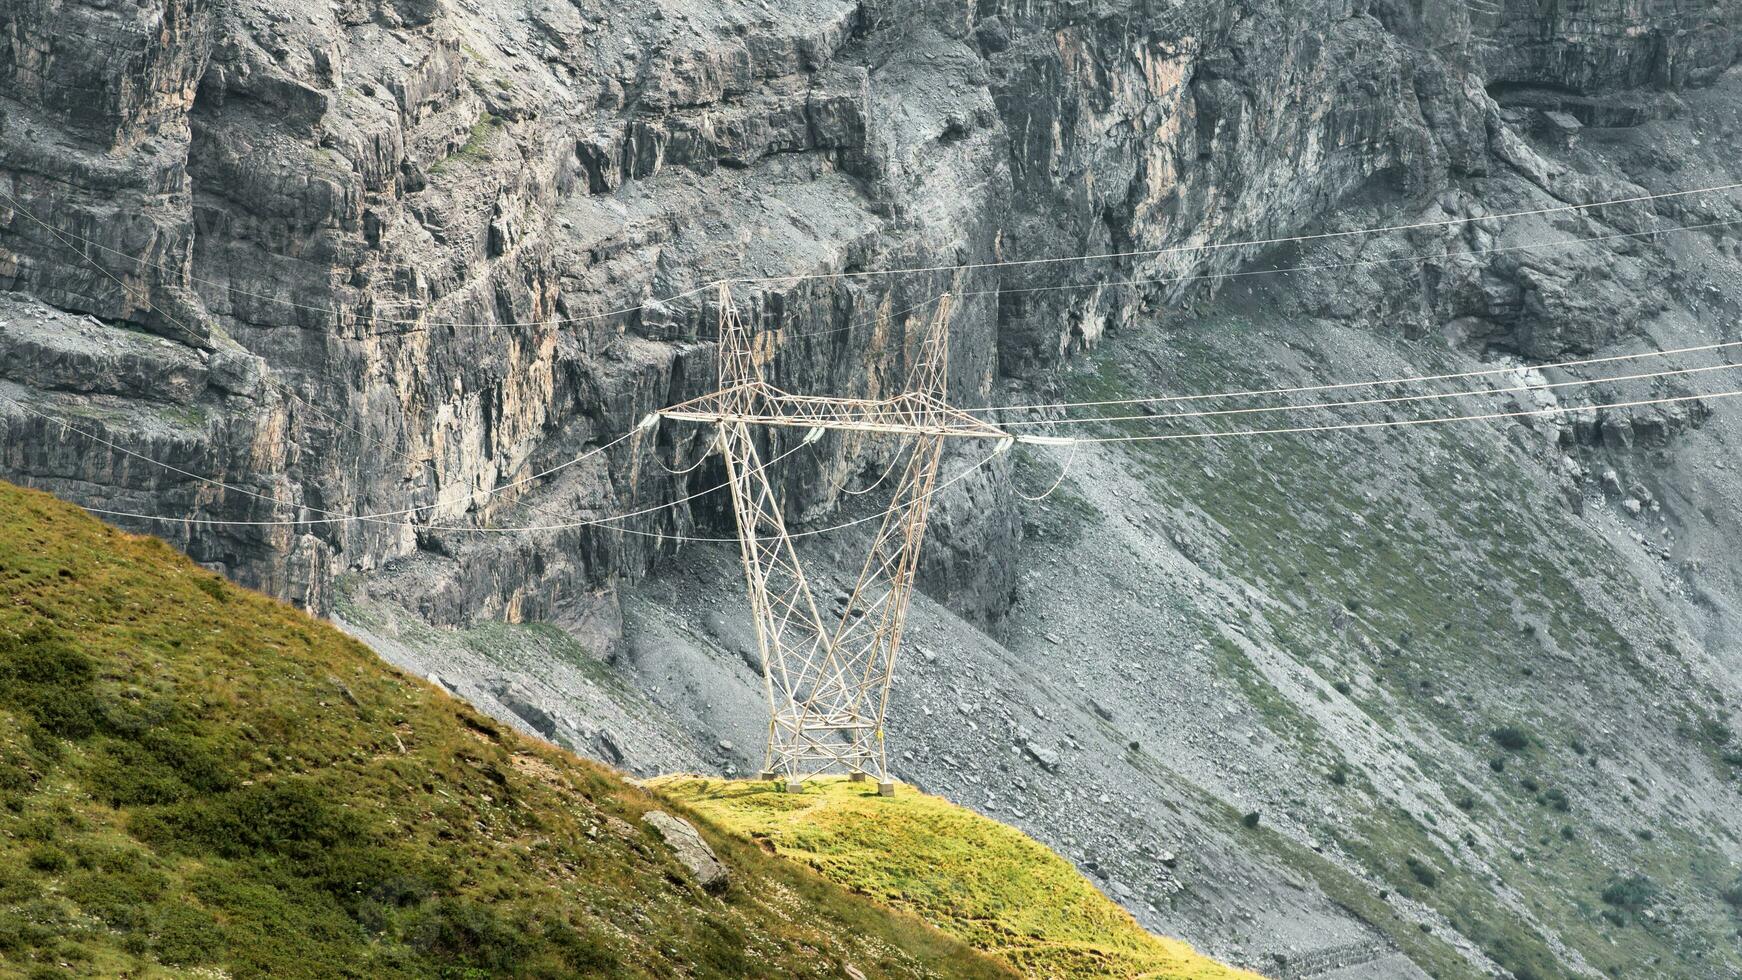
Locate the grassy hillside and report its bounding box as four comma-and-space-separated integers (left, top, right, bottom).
655, 777, 1260, 980
0, 481, 1016, 979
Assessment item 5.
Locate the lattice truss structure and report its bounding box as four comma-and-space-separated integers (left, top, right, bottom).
661, 285, 1010, 791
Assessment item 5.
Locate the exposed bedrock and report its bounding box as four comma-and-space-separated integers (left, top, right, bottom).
0, 0, 1737, 626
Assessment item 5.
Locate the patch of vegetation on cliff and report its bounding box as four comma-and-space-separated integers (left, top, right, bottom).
0, 481, 1013, 979
431, 113, 502, 174
654, 775, 1259, 980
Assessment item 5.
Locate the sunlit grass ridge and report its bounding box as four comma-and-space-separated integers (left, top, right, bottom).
656, 775, 1261, 980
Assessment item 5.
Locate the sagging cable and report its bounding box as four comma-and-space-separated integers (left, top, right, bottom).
656, 438, 717, 476
840, 451, 907, 496
1013, 441, 1080, 502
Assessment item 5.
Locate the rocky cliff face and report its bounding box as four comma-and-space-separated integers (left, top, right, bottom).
2, 1, 1735, 620
5, 0, 1742, 977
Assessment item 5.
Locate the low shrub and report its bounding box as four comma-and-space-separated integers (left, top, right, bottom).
1700, 718, 1733, 746
1491, 726, 1530, 752
1601, 874, 1657, 913
1719, 876, 1742, 911
0, 627, 102, 740
25, 847, 65, 873
408, 898, 532, 972
1405, 856, 1438, 888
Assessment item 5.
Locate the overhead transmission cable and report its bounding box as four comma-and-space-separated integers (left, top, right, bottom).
11, 398, 639, 529
54, 432, 1006, 544
995, 360, 1742, 428
1011, 441, 1079, 502
9, 180, 1742, 540
837, 447, 910, 496
9, 180, 1741, 334
956, 218, 1742, 303
652, 431, 721, 476
724, 213, 1742, 351
24, 375, 1738, 535
23, 407, 803, 537
971, 338, 1742, 415
1031, 386, 1742, 446
732, 180, 1742, 286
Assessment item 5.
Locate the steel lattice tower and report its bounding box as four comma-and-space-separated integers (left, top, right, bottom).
661, 285, 1010, 793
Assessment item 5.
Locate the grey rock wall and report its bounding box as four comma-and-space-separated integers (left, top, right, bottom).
3, 0, 1736, 626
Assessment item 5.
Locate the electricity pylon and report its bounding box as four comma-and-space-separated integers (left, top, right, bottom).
660, 284, 1010, 793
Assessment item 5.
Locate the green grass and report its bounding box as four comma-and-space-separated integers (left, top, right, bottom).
0, 481, 1014, 979
654, 776, 1259, 980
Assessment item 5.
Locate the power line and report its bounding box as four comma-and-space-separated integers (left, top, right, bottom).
9, 176, 1740, 547
1032, 386, 1742, 446
1011, 441, 1078, 502
5, 400, 658, 529
971, 338, 1742, 415
9, 353, 661, 528
730, 180, 1742, 286
17, 377, 1738, 534
957, 217, 1742, 304
996, 361, 1741, 428
732, 213, 1741, 353
23, 205, 1728, 497
11, 179, 1739, 339
57, 435, 1006, 544
8, 398, 772, 535
33, 384, 1738, 534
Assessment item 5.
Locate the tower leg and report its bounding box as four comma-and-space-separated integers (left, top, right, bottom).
783, 779, 804, 794
878, 780, 895, 797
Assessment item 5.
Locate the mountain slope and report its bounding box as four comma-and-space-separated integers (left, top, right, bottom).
0, 480, 1015, 979
4, 0, 1742, 976
656, 776, 1259, 980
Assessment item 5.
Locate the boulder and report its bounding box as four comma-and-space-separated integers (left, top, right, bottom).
1023, 742, 1062, 772
641, 810, 730, 894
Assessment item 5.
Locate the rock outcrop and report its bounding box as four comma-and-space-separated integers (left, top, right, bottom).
641, 809, 730, 894
4, 0, 1735, 625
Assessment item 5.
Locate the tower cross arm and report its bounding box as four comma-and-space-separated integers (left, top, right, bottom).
660, 385, 1011, 441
